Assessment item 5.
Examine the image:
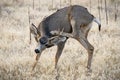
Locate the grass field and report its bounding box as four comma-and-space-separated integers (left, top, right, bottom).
0, 0, 120, 80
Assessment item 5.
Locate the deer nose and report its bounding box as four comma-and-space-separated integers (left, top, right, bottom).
35, 49, 40, 53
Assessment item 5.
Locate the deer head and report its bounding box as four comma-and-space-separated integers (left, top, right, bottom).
30, 23, 67, 54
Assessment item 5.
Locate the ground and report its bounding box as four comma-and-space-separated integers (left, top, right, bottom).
0, 0, 120, 80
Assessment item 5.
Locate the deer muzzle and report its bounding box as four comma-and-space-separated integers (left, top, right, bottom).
34, 44, 46, 54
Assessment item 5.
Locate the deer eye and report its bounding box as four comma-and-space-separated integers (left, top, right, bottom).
39, 37, 48, 44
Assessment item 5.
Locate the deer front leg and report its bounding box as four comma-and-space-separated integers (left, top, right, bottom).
55, 41, 66, 69
32, 54, 41, 71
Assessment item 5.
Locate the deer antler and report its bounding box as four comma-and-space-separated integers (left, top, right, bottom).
50, 30, 74, 38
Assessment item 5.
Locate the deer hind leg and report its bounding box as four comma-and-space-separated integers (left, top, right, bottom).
85, 40, 94, 70
55, 41, 66, 69
76, 34, 94, 71
70, 18, 80, 37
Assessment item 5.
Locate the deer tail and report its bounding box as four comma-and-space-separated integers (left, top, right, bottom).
93, 18, 101, 31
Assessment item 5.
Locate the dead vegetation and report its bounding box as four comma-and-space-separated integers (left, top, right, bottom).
0, 0, 120, 80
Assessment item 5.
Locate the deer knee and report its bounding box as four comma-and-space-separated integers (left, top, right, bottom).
90, 46, 94, 51
88, 46, 94, 53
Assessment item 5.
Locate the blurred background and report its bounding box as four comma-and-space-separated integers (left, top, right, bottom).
0, 0, 120, 80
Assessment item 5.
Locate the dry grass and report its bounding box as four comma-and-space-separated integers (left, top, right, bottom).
0, 0, 120, 80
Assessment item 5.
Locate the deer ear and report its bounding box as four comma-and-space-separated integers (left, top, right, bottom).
30, 23, 38, 36
30, 23, 41, 42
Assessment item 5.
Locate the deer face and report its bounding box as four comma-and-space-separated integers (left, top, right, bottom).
34, 37, 47, 53
30, 23, 67, 54
34, 36, 67, 54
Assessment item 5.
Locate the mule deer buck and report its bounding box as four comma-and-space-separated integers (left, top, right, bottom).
30, 5, 101, 71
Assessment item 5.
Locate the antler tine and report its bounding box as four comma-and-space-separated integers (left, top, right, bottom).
48, 36, 58, 41
50, 30, 74, 38
60, 28, 64, 36
57, 28, 61, 36
48, 29, 62, 41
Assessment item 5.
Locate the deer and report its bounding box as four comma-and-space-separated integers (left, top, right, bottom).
30, 5, 101, 72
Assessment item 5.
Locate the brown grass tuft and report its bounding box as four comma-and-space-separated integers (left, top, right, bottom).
0, 0, 120, 80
